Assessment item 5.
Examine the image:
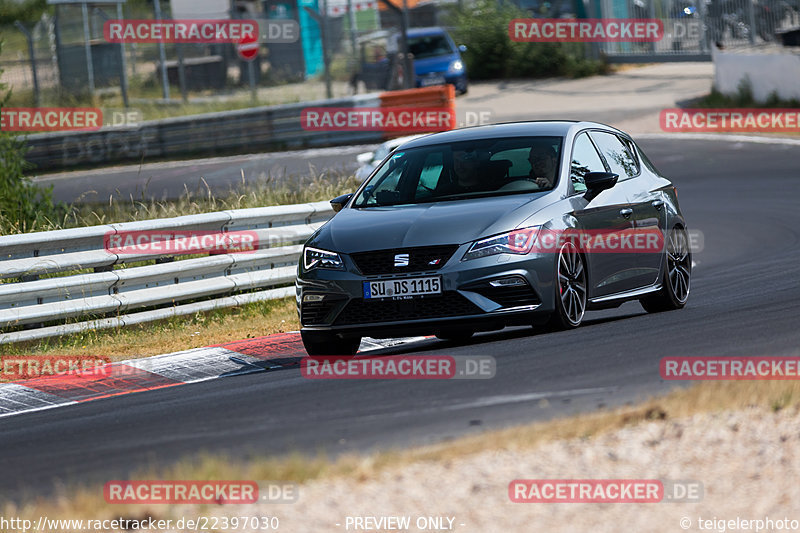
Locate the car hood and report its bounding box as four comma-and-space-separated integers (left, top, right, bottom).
414, 55, 458, 76
310, 194, 550, 253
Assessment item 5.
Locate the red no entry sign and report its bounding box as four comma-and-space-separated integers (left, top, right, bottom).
237, 33, 259, 61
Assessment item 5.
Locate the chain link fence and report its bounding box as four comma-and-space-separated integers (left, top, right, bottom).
601, 0, 800, 60
0, 0, 446, 114
0, 14, 60, 106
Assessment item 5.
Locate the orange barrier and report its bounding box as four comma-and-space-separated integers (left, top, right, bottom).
378, 84, 456, 140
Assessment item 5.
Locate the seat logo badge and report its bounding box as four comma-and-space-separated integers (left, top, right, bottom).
394, 253, 410, 267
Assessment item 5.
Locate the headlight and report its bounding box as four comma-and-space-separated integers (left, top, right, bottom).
448, 60, 464, 73
303, 247, 345, 271
463, 227, 539, 261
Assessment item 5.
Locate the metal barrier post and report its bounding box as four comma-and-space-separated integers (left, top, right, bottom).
153, 0, 170, 100
116, 3, 129, 107
81, 1, 96, 95
13, 22, 40, 107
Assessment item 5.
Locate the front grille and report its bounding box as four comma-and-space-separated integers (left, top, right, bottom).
301, 295, 347, 325
334, 292, 482, 325
350, 245, 458, 275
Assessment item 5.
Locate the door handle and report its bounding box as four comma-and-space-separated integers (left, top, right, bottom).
652, 199, 665, 210
619, 208, 633, 219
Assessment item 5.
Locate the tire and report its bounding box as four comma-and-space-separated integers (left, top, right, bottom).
301, 330, 361, 356
435, 328, 474, 342
545, 241, 587, 330
640, 226, 691, 313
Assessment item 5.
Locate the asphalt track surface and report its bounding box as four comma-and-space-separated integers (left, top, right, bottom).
3, 137, 800, 497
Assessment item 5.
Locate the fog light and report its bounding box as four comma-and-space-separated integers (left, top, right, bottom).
303, 294, 325, 303
489, 277, 527, 287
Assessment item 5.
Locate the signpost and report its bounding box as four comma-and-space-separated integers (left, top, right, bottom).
237, 33, 259, 103
237, 33, 260, 61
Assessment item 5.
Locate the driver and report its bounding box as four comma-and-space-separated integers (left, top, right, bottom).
528, 144, 558, 188
447, 148, 484, 192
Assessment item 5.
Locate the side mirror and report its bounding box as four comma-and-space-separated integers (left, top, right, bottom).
330, 193, 353, 213
458, 44, 468, 53
356, 152, 374, 165
583, 172, 618, 201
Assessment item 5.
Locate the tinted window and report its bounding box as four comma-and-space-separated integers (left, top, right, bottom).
358, 154, 408, 206
416, 152, 444, 199
570, 133, 606, 193
352, 136, 563, 207
408, 35, 455, 59
590, 131, 639, 181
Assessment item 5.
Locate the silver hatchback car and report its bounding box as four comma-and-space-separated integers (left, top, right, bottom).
296, 121, 691, 355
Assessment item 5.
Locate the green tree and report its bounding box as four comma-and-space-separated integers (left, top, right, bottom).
0, 0, 48, 25
448, 0, 607, 80
0, 39, 57, 233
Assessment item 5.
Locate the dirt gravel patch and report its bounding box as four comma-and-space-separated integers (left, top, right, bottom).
240, 406, 800, 532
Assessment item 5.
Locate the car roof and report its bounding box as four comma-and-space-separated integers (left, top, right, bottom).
397, 120, 626, 149
407, 26, 450, 37
385, 134, 426, 149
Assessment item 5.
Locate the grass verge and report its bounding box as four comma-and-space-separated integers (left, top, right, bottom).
693, 79, 800, 108
5, 170, 361, 234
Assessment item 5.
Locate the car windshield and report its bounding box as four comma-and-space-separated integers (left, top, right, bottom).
352, 136, 563, 208
408, 35, 455, 59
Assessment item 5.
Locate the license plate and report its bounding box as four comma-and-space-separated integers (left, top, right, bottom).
363, 276, 441, 300
420, 75, 445, 87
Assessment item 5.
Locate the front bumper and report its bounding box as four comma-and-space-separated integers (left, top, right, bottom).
296, 244, 556, 338
414, 73, 468, 92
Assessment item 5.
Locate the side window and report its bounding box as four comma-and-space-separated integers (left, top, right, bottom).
619, 137, 641, 172
590, 132, 639, 181
416, 152, 444, 199
363, 156, 407, 206
570, 133, 606, 193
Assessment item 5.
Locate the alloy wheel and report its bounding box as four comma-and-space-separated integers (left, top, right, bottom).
667, 228, 691, 304
557, 242, 587, 326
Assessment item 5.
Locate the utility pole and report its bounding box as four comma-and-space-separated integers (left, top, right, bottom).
303, 2, 333, 98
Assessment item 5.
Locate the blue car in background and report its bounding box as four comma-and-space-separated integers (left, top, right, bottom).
407, 27, 468, 95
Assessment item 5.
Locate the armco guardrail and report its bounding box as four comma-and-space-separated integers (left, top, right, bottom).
23, 85, 455, 171
0, 201, 335, 345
